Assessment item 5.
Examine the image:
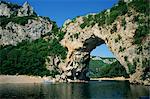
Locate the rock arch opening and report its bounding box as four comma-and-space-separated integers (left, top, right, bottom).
61, 34, 128, 81
89, 44, 129, 79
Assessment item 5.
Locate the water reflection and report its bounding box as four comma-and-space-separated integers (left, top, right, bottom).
0, 81, 149, 99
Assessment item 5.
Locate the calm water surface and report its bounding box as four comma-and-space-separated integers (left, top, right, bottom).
0, 80, 149, 99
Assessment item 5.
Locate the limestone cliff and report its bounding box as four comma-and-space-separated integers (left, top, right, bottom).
60, 0, 150, 85
0, 1, 52, 46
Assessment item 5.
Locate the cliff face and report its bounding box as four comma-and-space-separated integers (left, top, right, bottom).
0, 1, 52, 46
60, 0, 150, 84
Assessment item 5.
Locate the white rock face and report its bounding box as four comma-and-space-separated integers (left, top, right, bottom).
0, 1, 34, 17
17, 1, 34, 17
0, 2, 53, 46
0, 3, 12, 17
0, 17, 52, 46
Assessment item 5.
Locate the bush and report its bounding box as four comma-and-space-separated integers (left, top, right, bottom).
133, 24, 149, 45
128, 63, 136, 74
119, 46, 125, 52
106, 1, 128, 25
80, 0, 128, 29
121, 18, 126, 30
74, 32, 80, 39
129, 0, 149, 15
110, 24, 117, 34
124, 56, 128, 61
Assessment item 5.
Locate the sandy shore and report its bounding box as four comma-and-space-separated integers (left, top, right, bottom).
0, 75, 129, 84
0, 75, 54, 83
91, 77, 130, 81
0, 75, 87, 83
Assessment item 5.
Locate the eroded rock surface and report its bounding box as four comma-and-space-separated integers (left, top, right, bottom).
0, 1, 52, 46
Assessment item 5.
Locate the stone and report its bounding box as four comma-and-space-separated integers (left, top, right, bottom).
0, 2, 12, 17
17, 1, 34, 17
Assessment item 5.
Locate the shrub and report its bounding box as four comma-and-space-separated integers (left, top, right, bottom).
110, 24, 117, 34
74, 32, 80, 39
119, 46, 125, 52
80, 23, 87, 29
129, 0, 149, 15
133, 24, 149, 45
127, 62, 136, 74
106, 1, 128, 25
121, 18, 126, 30
124, 56, 128, 61
115, 35, 122, 43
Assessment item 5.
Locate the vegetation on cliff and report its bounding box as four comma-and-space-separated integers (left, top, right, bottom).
0, 16, 67, 77
77, 0, 149, 76
0, 38, 67, 76
0, 15, 37, 29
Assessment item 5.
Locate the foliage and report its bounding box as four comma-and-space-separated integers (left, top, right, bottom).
121, 18, 126, 30
124, 56, 128, 61
130, 0, 150, 45
106, 1, 128, 25
133, 21, 149, 45
0, 16, 36, 29
79, 0, 128, 29
142, 58, 150, 68
73, 32, 80, 39
0, 38, 67, 76
119, 46, 125, 52
115, 35, 122, 43
127, 62, 136, 74
89, 59, 129, 78
110, 24, 117, 34
129, 0, 149, 15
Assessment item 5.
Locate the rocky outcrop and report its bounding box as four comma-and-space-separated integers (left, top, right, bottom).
0, 2, 52, 46
59, 0, 150, 84
0, 17, 52, 45
0, 1, 34, 17
0, 2, 12, 17
17, 1, 34, 17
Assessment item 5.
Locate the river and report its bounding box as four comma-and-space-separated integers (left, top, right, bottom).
0, 80, 149, 99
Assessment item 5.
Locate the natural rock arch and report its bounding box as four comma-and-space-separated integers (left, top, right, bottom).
59, 8, 149, 84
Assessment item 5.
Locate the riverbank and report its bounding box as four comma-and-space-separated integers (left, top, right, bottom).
0, 75, 54, 83
0, 75, 129, 84
0, 75, 88, 83
91, 77, 130, 81
1, 75, 149, 85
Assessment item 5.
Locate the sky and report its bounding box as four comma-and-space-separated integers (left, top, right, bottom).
5, 0, 118, 57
